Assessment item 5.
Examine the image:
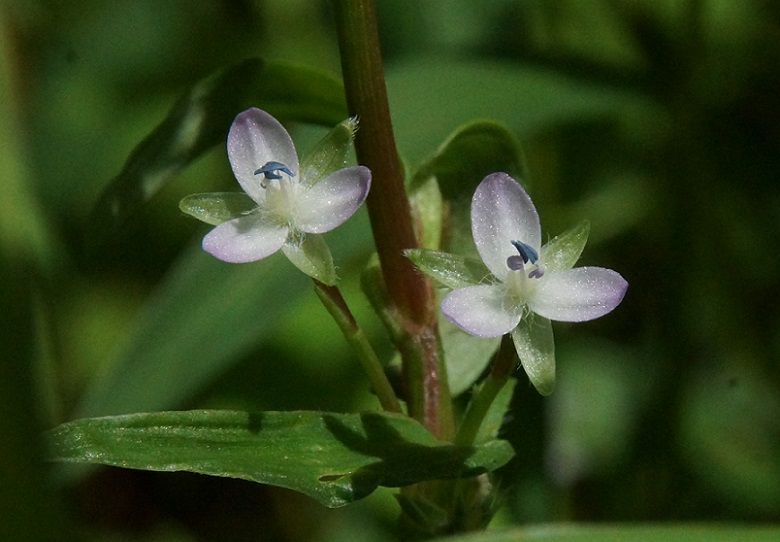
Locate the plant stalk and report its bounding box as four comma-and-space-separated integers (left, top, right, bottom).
332, 0, 454, 439
314, 280, 402, 414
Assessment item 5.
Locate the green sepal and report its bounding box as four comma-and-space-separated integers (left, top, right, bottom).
541, 220, 590, 273
281, 233, 338, 286
404, 248, 489, 289
178, 192, 256, 226
47, 410, 515, 508
511, 315, 556, 396
299, 117, 359, 187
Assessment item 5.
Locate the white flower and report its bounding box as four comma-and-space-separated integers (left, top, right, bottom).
202, 108, 371, 266
440, 172, 627, 394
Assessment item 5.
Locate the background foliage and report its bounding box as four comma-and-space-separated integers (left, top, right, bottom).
2, 0, 779, 540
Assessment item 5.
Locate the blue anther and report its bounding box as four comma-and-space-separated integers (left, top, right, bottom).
528, 267, 545, 279
511, 240, 539, 264
254, 161, 295, 180
506, 255, 525, 271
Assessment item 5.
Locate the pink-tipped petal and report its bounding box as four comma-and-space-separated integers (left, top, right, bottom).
294, 166, 371, 233
441, 284, 522, 338
471, 173, 541, 281
528, 267, 628, 322
202, 215, 288, 263
227, 108, 299, 203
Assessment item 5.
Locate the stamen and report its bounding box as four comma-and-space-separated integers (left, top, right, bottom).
511, 240, 539, 264
528, 267, 545, 279
254, 161, 295, 180
506, 255, 525, 271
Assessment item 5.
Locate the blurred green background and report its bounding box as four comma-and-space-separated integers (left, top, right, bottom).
1, 1, 779, 541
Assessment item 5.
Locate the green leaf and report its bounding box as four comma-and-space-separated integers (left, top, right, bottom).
404, 248, 489, 289
281, 233, 338, 286
476, 379, 516, 444
541, 221, 590, 273
437, 525, 780, 542
441, 317, 500, 397
71, 214, 373, 427
412, 120, 526, 201
179, 192, 256, 226
511, 315, 556, 396
299, 116, 358, 186
71, 244, 308, 422
47, 410, 515, 508
389, 58, 648, 166
85, 58, 346, 254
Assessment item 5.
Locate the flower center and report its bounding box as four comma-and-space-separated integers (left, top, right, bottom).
507, 240, 545, 278
505, 240, 545, 303
254, 161, 297, 219
254, 161, 296, 186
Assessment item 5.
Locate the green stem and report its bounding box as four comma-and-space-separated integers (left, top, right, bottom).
455, 336, 515, 447
333, 0, 454, 439
313, 280, 402, 414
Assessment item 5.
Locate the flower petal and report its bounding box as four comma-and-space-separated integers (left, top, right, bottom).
511, 316, 556, 396
471, 172, 541, 281
202, 214, 287, 263
294, 166, 371, 233
227, 108, 299, 203
528, 267, 628, 322
441, 284, 522, 337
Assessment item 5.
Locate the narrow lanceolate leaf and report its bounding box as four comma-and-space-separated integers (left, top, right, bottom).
85, 58, 346, 255
404, 248, 490, 290
48, 410, 514, 508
